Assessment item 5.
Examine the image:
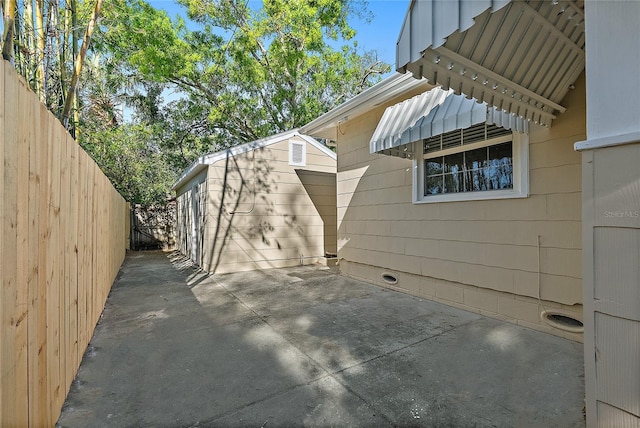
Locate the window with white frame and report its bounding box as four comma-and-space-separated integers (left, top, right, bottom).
414, 123, 528, 203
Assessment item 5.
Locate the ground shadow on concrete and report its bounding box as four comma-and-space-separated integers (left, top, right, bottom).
57, 251, 585, 427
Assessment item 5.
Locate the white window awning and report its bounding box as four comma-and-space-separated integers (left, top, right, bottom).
370, 87, 527, 157
396, 0, 585, 127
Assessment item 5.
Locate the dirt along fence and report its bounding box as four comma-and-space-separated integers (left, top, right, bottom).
1, 61, 129, 426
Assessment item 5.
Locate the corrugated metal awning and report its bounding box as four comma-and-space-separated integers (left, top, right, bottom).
370, 87, 528, 157
396, 0, 585, 127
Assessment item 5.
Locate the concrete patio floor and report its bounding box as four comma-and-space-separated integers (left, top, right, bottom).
57, 251, 585, 427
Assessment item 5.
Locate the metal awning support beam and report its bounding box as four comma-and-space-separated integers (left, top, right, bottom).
437, 46, 566, 114
408, 47, 562, 127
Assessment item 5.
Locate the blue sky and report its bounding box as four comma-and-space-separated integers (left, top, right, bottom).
147, 0, 410, 69
347, 0, 410, 67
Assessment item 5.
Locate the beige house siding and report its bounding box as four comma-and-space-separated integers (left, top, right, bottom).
175, 169, 207, 265
176, 135, 336, 274
296, 170, 337, 255
335, 74, 586, 341
582, 142, 640, 423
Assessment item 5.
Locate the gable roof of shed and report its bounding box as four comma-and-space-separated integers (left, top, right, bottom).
171, 130, 334, 190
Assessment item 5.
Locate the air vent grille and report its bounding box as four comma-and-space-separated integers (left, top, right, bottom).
424, 123, 511, 154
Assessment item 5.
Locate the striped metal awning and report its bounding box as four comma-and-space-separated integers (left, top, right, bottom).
396, 0, 585, 127
370, 87, 527, 157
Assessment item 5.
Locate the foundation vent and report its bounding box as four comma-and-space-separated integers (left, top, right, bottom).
541, 310, 584, 333
381, 273, 398, 285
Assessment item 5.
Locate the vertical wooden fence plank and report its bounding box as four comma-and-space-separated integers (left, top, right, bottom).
77, 153, 87, 354
1, 60, 29, 427
36, 104, 51, 427
101, 177, 108, 305
56, 124, 68, 414
25, 81, 43, 428
106, 186, 111, 287
14, 78, 33, 423
0, 61, 19, 425
0, 56, 6, 428
58, 134, 68, 403
66, 139, 79, 390
87, 157, 93, 344
0, 58, 8, 428
76, 153, 83, 353
15, 73, 31, 428
93, 174, 100, 319
0, 56, 5, 428
88, 162, 96, 332
97, 176, 104, 309
45, 111, 61, 420
98, 174, 105, 318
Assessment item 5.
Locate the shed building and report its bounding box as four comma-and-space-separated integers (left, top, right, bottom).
172, 130, 337, 274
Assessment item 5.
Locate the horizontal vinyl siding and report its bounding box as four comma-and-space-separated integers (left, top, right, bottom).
336, 74, 586, 329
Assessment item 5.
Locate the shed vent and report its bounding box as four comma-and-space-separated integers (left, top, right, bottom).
289, 141, 306, 166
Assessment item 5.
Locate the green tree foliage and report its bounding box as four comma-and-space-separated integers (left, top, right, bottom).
75, 52, 220, 204
99, 0, 389, 145
4, 0, 389, 205
81, 124, 176, 204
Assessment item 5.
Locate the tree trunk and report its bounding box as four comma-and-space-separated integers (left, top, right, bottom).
2, 0, 16, 63
12, 0, 21, 71
70, 0, 80, 135
42, 0, 59, 105
71, 0, 78, 59
60, 0, 71, 106
62, 0, 103, 128
20, 0, 35, 82
35, 0, 46, 99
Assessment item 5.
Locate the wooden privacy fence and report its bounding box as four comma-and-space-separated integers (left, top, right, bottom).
1, 62, 129, 426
